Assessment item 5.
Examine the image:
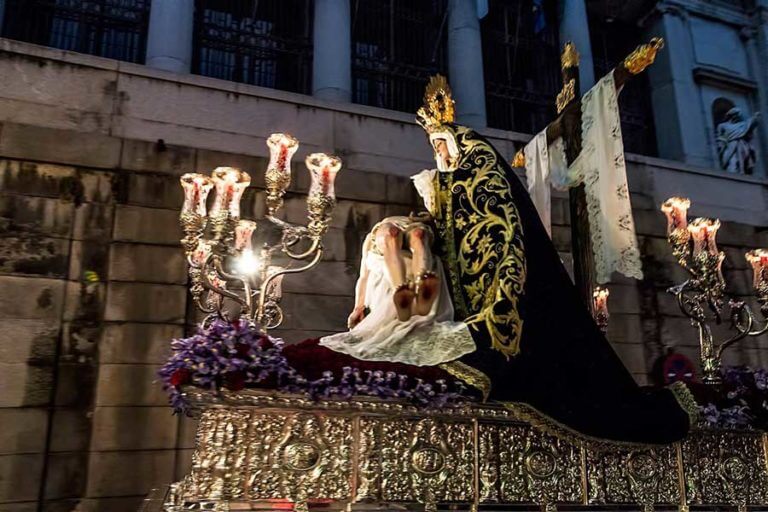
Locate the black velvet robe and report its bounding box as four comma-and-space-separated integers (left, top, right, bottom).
432, 124, 694, 445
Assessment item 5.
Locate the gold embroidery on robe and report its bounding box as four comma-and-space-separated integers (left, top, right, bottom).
437, 127, 527, 359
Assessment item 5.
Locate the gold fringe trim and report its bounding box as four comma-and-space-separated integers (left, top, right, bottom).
439, 361, 491, 402
500, 400, 684, 452
668, 381, 700, 428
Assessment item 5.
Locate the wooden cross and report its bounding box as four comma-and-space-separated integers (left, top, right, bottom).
514, 38, 665, 312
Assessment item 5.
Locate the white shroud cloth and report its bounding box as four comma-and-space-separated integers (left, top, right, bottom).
523, 71, 643, 284
319, 245, 475, 367
524, 130, 568, 236
570, 70, 643, 283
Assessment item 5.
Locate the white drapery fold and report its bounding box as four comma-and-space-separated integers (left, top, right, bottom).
523, 71, 643, 284
524, 131, 568, 236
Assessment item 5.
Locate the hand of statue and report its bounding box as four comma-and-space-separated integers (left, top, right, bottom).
347, 305, 367, 329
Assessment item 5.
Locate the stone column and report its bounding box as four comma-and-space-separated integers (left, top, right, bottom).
558, 0, 595, 92
644, 5, 711, 167
447, 0, 487, 128
145, 0, 195, 74
312, 0, 351, 102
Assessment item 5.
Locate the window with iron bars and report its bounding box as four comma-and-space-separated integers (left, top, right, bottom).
482, 0, 561, 134
351, 0, 448, 113
590, 16, 658, 156
1, 0, 149, 63
193, 0, 313, 94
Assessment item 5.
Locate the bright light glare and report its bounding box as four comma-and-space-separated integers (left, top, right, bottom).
235, 250, 261, 275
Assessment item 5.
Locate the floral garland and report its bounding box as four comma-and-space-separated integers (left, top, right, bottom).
159, 319, 470, 414
697, 366, 768, 430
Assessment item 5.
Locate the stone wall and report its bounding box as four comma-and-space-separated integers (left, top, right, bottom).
1, 38, 768, 511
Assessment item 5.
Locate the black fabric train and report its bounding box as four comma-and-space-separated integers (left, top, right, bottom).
432, 124, 694, 445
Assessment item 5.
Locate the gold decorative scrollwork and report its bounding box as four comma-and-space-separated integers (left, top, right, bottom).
556, 79, 576, 114
282, 441, 322, 471
477, 422, 583, 504
561, 42, 580, 69
164, 391, 768, 512
681, 430, 768, 507
526, 449, 558, 479
360, 417, 474, 508
586, 446, 678, 506
411, 446, 447, 475
623, 38, 665, 75
627, 452, 658, 482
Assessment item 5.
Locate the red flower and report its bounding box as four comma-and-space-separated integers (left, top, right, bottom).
235, 343, 251, 357
224, 371, 246, 391
258, 336, 274, 350
170, 368, 191, 387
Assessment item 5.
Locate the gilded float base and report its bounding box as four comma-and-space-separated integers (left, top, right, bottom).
159, 389, 768, 512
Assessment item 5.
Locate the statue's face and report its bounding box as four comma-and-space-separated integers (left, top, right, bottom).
432, 138, 453, 172
726, 108, 744, 122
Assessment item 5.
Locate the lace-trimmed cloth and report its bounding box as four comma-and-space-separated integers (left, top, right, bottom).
570, 70, 643, 283
524, 71, 643, 284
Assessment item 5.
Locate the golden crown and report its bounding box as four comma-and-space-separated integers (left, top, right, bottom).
416, 74, 455, 132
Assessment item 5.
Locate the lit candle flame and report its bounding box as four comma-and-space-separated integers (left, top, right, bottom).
234, 249, 261, 275
660, 197, 691, 235
687, 218, 720, 257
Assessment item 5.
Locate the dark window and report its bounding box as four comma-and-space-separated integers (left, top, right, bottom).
194, 0, 313, 94
351, 0, 448, 112
2, 0, 149, 63
482, 0, 560, 133
590, 17, 658, 156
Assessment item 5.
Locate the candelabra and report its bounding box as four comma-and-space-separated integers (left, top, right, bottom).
179, 133, 342, 331
661, 197, 768, 385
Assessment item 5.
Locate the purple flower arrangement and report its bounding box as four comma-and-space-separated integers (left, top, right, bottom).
159, 319, 469, 414
698, 365, 768, 430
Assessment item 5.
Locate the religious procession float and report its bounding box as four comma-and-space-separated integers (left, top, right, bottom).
152, 39, 768, 512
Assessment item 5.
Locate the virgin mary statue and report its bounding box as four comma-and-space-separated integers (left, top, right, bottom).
304, 76, 696, 446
